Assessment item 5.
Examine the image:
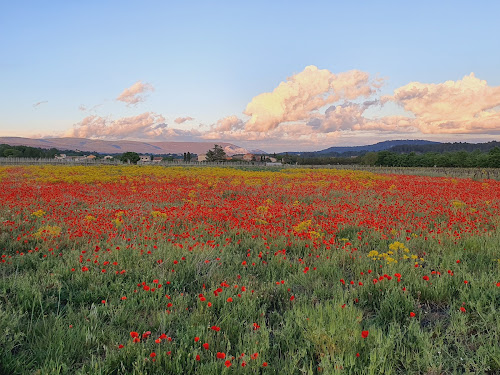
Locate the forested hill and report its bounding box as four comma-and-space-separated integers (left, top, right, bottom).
287, 140, 500, 157
388, 141, 500, 154
316, 140, 439, 154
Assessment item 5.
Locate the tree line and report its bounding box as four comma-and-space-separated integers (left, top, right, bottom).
286, 148, 500, 168
0, 144, 87, 158
2, 142, 499, 168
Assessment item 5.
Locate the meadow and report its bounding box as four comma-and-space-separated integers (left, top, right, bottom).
0, 165, 499, 374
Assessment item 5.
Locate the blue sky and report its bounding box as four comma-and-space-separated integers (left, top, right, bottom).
1, 1, 499, 151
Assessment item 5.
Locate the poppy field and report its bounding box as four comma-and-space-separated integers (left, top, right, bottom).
1, 165, 499, 374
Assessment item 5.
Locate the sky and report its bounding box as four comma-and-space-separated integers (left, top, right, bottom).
1, 0, 500, 152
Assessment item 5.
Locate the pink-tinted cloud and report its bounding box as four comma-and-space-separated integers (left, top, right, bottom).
384, 73, 500, 134
67, 112, 168, 139
116, 81, 154, 105
63, 67, 500, 152
212, 115, 245, 132
243, 65, 382, 132
205, 69, 500, 151
174, 116, 194, 124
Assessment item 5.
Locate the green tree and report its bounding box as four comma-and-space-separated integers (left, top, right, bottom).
487, 147, 500, 168
359, 152, 378, 165
206, 144, 227, 162
120, 152, 140, 164
3, 148, 22, 157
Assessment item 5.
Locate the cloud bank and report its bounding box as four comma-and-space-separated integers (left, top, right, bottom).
67, 113, 167, 139
67, 112, 201, 141
202, 67, 500, 149
243, 65, 382, 132
116, 81, 154, 105
385, 73, 500, 134
68, 67, 500, 151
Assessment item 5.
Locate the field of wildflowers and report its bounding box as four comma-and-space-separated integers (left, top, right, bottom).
1, 165, 499, 374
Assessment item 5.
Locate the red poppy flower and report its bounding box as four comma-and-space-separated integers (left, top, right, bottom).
361, 330, 369, 338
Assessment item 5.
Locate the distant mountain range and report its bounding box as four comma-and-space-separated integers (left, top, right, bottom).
282, 140, 439, 155
283, 139, 500, 156
315, 139, 440, 154
2, 137, 498, 158
0, 137, 264, 156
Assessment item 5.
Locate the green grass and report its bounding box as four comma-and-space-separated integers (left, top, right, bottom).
1, 226, 499, 375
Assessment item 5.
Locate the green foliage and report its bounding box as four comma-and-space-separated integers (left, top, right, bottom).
375, 149, 500, 168
0, 144, 72, 158
1, 230, 499, 374
120, 152, 140, 164
205, 145, 226, 162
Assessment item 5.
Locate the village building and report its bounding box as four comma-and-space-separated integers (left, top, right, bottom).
243, 153, 255, 162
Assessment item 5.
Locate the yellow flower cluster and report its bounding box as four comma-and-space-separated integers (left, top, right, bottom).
151, 211, 168, 219
34, 225, 61, 238
31, 209, 46, 218
368, 241, 424, 265
452, 200, 466, 209
293, 220, 313, 233
256, 205, 269, 215
112, 217, 123, 228
17, 165, 386, 186
293, 220, 324, 240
